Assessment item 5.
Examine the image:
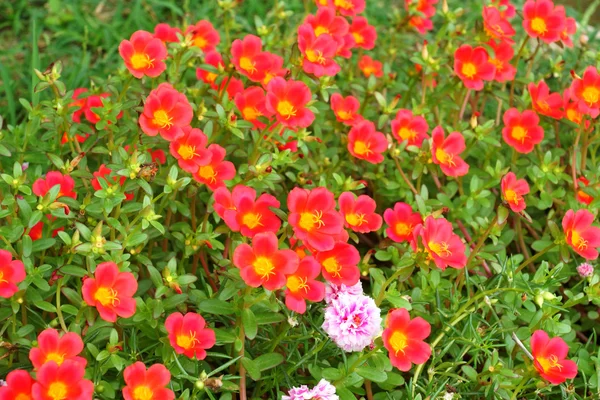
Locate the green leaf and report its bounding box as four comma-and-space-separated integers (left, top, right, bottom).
162, 294, 188, 310
355, 366, 387, 383
254, 353, 284, 371
35, 301, 57, 312
241, 357, 261, 381
462, 365, 478, 381
198, 299, 235, 315
242, 309, 257, 340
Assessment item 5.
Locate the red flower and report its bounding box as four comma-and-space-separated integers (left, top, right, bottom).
349, 17, 377, 50
305, 7, 349, 41
119, 30, 167, 79
560, 17, 577, 48
383, 308, 431, 371
569, 66, 600, 118
0, 250, 25, 299
123, 362, 174, 400
330, 93, 363, 126
196, 51, 223, 89
186, 20, 220, 52
391, 109, 429, 147
91, 164, 134, 201
347, 120, 388, 164
82, 261, 138, 322
563, 88, 584, 125
501, 108, 544, 154
576, 177, 594, 205
235, 87, 272, 129
265, 77, 315, 129
358, 55, 383, 78
153, 23, 181, 43
431, 126, 469, 177
33, 172, 77, 199
316, 242, 360, 286
562, 209, 600, 260
528, 81, 564, 119
231, 35, 271, 82
220, 185, 281, 237
165, 312, 216, 360
338, 192, 382, 233
522, 0, 566, 44
260, 53, 289, 87
531, 330, 578, 385
29, 329, 86, 369
32, 360, 94, 400
333, 0, 365, 16
29, 221, 44, 241
61, 132, 88, 146
192, 144, 236, 190
287, 187, 344, 252
405, 0, 438, 18
213, 185, 252, 219
284, 256, 326, 314
408, 15, 433, 34
148, 149, 167, 164
487, 39, 516, 83
482, 6, 515, 44
139, 83, 193, 141
70, 88, 88, 123
298, 25, 340, 77
220, 76, 245, 100
0, 370, 34, 400
453, 45, 495, 91
412, 216, 467, 270
83, 93, 123, 125
169, 126, 211, 173
233, 232, 299, 290
384, 202, 423, 244
491, 0, 516, 19
501, 172, 530, 212
335, 33, 356, 58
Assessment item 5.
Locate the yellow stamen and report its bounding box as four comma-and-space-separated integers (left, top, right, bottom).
531, 17, 548, 35
48, 382, 68, 400
45, 352, 66, 366
198, 165, 217, 184
461, 62, 477, 79
242, 212, 263, 229
130, 53, 154, 70
346, 213, 367, 227
395, 222, 412, 237
240, 56, 257, 74
94, 287, 120, 307
353, 140, 372, 156
286, 275, 309, 293
152, 110, 173, 129
537, 354, 563, 373
398, 127, 417, 141
322, 257, 342, 278
511, 126, 528, 144
176, 331, 200, 350
253, 257, 275, 280
389, 331, 408, 355
242, 107, 262, 121
582, 86, 600, 106
298, 210, 325, 231
177, 144, 198, 160
133, 385, 154, 400
428, 241, 452, 257
435, 148, 456, 167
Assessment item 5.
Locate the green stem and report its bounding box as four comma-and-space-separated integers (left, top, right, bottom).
515, 243, 557, 274
56, 278, 68, 332
374, 260, 414, 306
465, 215, 498, 268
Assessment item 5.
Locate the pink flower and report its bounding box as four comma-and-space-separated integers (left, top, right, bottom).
347, 120, 388, 164
453, 45, 496, 91
531, 330, 578, 384
501, 108, 544, 154
338, 192, 382, 233
431, 126, 469, 177
325, 281, 363, 304
165, 312, 216, 360
577, 262, 594, 278
298, 25, 340, 77
349, 17, 376, 50
219, 185, 282, 237
284, 256, 326, 314
391, 109, 429, 147
562, 209, 600, 260
501, 172, 530, 213
528, 81, 564, 119
330, 93, 363, 126
265, 77, 315, 129
383, 202, 423, 244
412, 216, 467, 270
0, 250, 25, 299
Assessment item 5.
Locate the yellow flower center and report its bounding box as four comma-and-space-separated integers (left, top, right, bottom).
511, 126, 528, 143
352, 32, 364, 45
582, 86, 600, 106
206, 72, 217, 83
322, 257, 342, 278
287, 275, 309, 293
389, 331, 408, 355
130, 53, 154, 70
242, 107, 262, 121
177, 144, 197, 160
537, 355, 562, 373
337, 110, 353, 120
314, 26, 330, 36
45, 352, 66, 366
0, 271, 6, 284
334, 0, 353, 9
395, 222, 412, 237
94, 287, 120, 307
299, 211, 325, 231
176, 331, 199, 350
198, 165, 217, 183
277, 101, 297, 119
398, 127, 417, 141
353, 140, 372, 156
263, 72, 275, 86
194, 36, 208, 49
531, 17, 547, 35
435, 148, 455, 166
242, 212, 263, 229
48, 382, 68, 400
305, 49, 326, 64
566, 108, 581, 124
346, 213, 367, 227
428, 241, 452, 257
133, 385, 154, 400
461, 62, 477, 79
15, 394, 31, 400
504, 189, 521, 205
253, 257, 275, 280
571, 230, 588, 251
240, 56, 257, 74
489, 58, 504, 71
152, 110, 173, 129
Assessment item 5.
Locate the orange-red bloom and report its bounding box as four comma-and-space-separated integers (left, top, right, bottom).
482, 6, 515, 44
265, 77, 315, 129
383, 308, 431, 371
298, 24, 340, 77
562, 209, 600, 260
501, 172, 530, 213
196, 51, 223, 89
33, 172, 77, 200
333, 0, 365, 16
0, 250, 25, 299
391, 109, 429, 147
560, 17, 577, 48
0, 370, 34, 400
192, 144, 236, 190
123, 362, 174, 400
169, 126, 211, 173
576, 177, 594, 205
491, 0, 516, 19
284, 256, 326, 314
502, 108, 544, 154
235, 87, 272, 129
186, 20, 220, 52
316, 242, 360, 286
453, 45, 495, 91
383, 202, 423, 244
148, 149, 167, 165
305, 7, 349, 43
338, 192, 382, 233
563, 88, 585, 125
119, 30, 167, 79
349, 17, 377, 50
287, 187, 344, 252
347, 121, 388, 164
358, 55, 382, 78
231, 35, 271, 82
330, 93, 363, 126
219, 185, 282, 237
165, 312, 216, 360
487, 39, 516, 83
82, 261, 138, 322
233, 232, 299, 290
412, 216, 467, 270
83, 93, 123, 125
405, 0, 438, 18
139, 83, 193, 141
431, 126, 469, 177
531, 330, 578, 385
29, 328, 86, 369
32, 360, 94, 400
91, 164, 134, 201
528, 80, 564, 119
153, 23, 181, 43
260, 53, 288, 87
522, 0, 566, 44
570, 66, 600, 118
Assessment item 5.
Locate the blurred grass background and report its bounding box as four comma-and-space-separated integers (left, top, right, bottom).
0, 0, 596, 128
